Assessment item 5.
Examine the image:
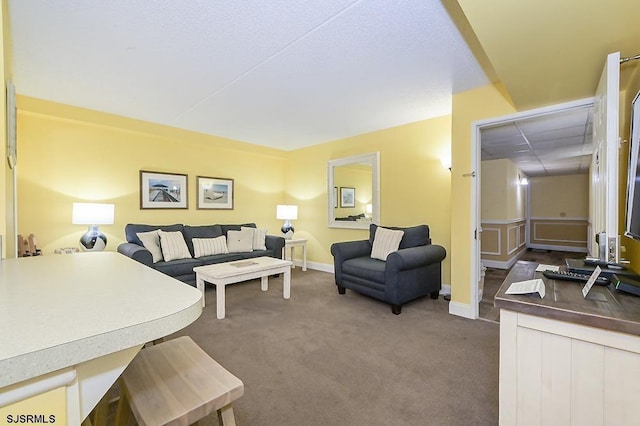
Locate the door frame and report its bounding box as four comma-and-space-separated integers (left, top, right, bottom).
470, 97, 595, 318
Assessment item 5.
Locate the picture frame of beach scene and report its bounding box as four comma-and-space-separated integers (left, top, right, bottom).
197, 176, 234, 210
140, 170, 188, 209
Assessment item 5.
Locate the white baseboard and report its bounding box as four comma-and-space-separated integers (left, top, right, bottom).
482, 247, 528, 270
527, 244, 587, 253
299, 261, 334, 273
482, 257, 520, 270
440, 283, 451, 296
448, 301, 475, 319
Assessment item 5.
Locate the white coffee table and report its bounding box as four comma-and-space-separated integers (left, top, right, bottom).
194, 256, 293, 319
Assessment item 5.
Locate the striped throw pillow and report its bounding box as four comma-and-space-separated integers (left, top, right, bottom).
136, 230, 163, 263
370, 227, 404, 261
192, 236, 229, 258
158, 230, 192, 261
242, 226, 267, 250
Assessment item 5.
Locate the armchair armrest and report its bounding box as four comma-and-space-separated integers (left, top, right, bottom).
265, 235, 285, 258
386, 244, 446, 271
117, 242, 153, 266
331, 240, 372, 285
331, 240, 372, 262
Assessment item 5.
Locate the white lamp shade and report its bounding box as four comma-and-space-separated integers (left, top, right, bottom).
276, 205, 298, 220
72, 203, 115, 225
366, 204, 373, 214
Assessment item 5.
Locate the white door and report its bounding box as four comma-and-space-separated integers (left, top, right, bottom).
590, 52, 621, 262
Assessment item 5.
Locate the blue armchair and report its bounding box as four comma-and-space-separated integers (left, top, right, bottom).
330, 224, 446, 314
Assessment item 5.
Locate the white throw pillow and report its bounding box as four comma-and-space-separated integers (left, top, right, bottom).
158, 230, 192, 261
227, 229, 254, 253
192, 236, 229, 258
371, 227, 404, 261
242, 226, 267, 250
136, 230, 163, 263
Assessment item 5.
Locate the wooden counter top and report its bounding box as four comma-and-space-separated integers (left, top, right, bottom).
495, 260, 640, 336
0, 252, 202, 388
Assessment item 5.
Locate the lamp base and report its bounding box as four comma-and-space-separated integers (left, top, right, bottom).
80, 225, 107, 251
281, 222, 295, 240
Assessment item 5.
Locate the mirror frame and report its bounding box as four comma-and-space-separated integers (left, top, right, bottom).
327, 152, 380, 229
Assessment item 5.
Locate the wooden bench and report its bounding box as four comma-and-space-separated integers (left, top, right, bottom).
115, 336, 244, 425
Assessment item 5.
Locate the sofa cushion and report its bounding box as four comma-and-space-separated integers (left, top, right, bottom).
342, 257, 386, 283
371, 227, 404, 261
136, 230, 163, 263
241, 226, 267, 250
234, 249, 274, 260
196, 253, 244, 265
369, 224, 430, 249
158, 230, 192, 261
155, 257, 203, 278
125, 223, 184, 246
192, 236, 229, 258
183, 225, 223, 257
227, 229, 254, 253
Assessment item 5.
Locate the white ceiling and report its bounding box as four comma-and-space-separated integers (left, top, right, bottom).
7, 0, 489, 151
481, 106, 593, 177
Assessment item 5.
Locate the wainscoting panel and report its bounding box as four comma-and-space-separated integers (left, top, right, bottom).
481, 219, 526, 269
481, 228, 501, 256
529, 217, 588, 252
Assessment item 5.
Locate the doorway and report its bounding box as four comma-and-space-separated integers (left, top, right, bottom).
470, 98, 595, 319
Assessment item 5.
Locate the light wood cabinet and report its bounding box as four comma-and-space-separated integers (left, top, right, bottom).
496, 261, 640, 425
499, 309, 640, 425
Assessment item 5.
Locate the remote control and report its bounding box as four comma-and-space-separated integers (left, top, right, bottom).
542, 270, 610, 286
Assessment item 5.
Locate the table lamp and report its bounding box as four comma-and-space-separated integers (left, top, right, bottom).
366, 203, 373, 218
72, 202, 115, 251
276, 205, 298, 239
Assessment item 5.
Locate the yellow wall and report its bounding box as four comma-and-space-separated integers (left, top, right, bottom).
529, 174, 589, 218
450, 83, 516, 304
481, 158, 526, 221
0, 0, 9, 258
17, 96, 287, 253
286, 115, 452, 282
16, 96, 452, 286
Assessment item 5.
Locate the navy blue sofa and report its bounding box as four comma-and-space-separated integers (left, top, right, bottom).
330, 224, 446, 314
117, 223, 285, 286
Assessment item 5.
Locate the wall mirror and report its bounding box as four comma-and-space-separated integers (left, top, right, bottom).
327, 152, 380, 229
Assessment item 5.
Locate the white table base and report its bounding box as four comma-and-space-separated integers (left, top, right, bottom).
283, 238, 307, 271
195, 257, 293, 319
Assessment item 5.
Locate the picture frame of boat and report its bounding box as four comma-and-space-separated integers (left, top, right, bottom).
197, 176, 234, 210
140, 170, 188, 209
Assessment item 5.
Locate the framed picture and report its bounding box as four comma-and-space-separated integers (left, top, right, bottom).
334, 187, 338, 208
197, 176, 234, 209
140, 170, 188, 209
340, 187, 356, 208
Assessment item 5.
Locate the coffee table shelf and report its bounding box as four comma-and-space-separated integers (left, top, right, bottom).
194, 256, 293, 319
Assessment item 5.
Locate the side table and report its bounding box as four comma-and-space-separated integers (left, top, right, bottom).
283, 238, 307, 271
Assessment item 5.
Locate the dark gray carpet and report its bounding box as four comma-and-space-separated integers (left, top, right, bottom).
163, 268, 499, 426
